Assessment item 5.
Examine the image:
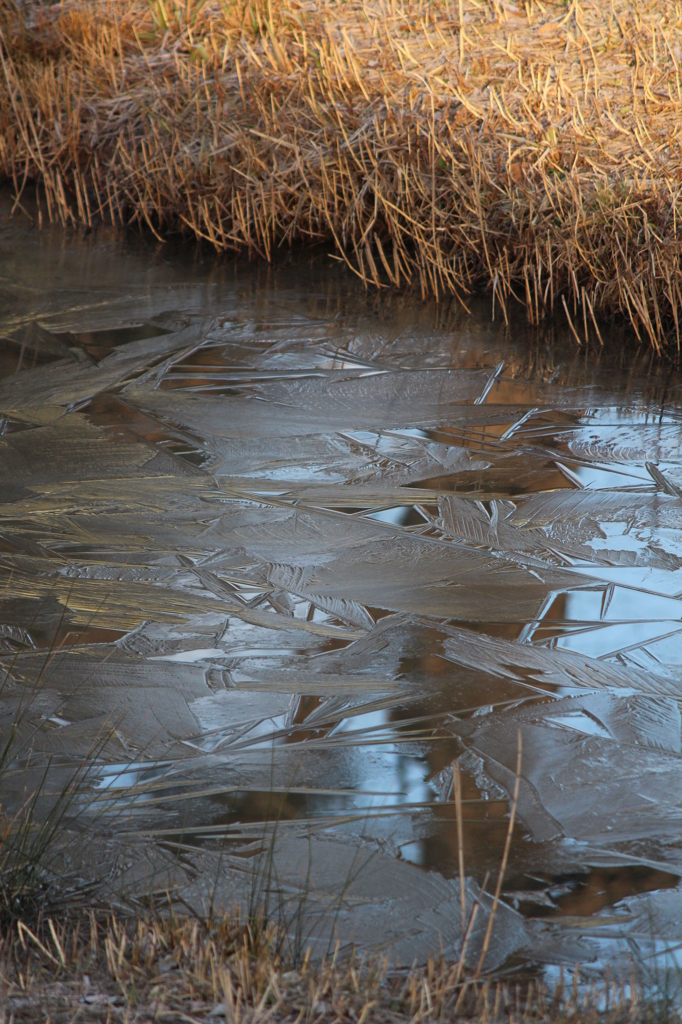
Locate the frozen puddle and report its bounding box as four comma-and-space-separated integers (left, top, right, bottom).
2, 197, 682, 980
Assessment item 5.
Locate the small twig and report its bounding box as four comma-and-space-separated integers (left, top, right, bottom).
474, 731, 523, 979
453, 761, 467, 933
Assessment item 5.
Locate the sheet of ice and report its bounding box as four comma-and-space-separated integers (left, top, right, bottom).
3, 203, 682, 969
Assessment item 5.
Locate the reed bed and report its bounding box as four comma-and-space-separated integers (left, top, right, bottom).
1, 0, 682, 348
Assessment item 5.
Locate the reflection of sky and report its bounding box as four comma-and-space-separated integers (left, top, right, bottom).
533, 585, 682, 660
559, 407, 682, 488
252, 706, 433, 865
383, 428, 430, 438
586, 521, 647, 553
553, 427, 682, 600
169, 703, 436, 848
329, 709, 432, 810
543, 936, 682, 1001
565, 461, 651, 488
570, 565, 682, 598
344, 428, 430, 446
150, 647, 227, 662
326, 708, 433, 865
366, 505, 426, 525
578, 407, 682, 426
546, 711, 611, 739
94, 761, 172, 804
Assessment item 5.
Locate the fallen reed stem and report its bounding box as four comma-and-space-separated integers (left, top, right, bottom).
453, 760, 466, 934
474, 730, 522, 980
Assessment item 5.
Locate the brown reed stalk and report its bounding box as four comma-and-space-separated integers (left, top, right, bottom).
474, 729, 522, 980
453, 760, 466, 934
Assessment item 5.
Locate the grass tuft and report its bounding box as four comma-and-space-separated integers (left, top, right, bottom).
1, 907, 676, 1024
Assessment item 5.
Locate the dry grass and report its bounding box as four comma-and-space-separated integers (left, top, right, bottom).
1, 0, 682, 348
0, 910, 659, 1024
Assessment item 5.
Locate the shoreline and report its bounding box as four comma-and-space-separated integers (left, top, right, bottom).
1, 0, 681, 350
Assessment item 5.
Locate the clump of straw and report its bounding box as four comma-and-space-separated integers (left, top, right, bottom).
0, 908, 659, 1022
2, 0, 682, 349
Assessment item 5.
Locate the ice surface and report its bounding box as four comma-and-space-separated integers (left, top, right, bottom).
3, 204, 682, 972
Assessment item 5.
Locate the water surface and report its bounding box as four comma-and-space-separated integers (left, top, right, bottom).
2, 197, 682, 978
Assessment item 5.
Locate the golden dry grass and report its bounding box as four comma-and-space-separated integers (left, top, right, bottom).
1, 0, 682, 348
0, 910, 653, 1023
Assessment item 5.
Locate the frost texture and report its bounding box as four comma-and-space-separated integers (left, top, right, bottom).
2, 207, 682, 970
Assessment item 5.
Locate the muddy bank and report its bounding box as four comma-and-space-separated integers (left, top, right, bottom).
1, 0, 681, 348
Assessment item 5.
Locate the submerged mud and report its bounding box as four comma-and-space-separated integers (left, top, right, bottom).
2, 203, 682, 978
